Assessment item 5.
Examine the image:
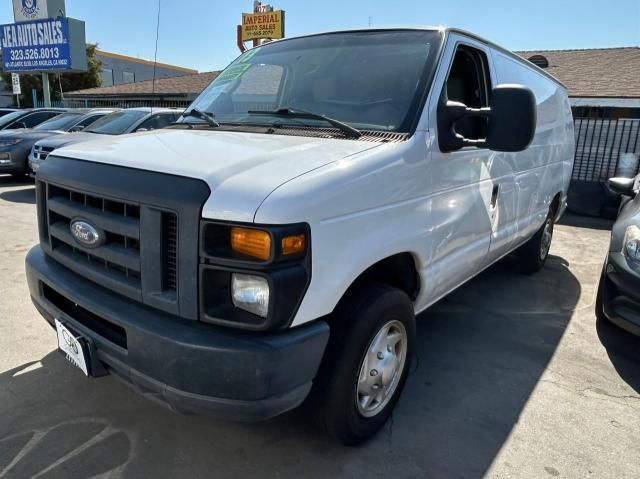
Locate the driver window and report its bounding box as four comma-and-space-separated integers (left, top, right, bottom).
445, 45, 491, 140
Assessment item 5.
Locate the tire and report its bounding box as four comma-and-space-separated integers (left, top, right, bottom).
595, 265, 607, 322
311, 283, 415, 445
514, 209, 555, 274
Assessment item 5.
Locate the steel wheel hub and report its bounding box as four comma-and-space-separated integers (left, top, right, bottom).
356, 320, 408, 418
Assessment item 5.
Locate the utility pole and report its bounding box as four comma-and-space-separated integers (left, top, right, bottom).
42, 73, 51, 107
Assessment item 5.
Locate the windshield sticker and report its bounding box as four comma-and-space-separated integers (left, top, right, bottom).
215, 63, 252, 85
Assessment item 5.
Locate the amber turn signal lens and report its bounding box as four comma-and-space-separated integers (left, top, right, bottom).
230, 227, 271, 260
282, 234, 306, 256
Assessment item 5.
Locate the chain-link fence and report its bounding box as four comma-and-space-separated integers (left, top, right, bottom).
33, 98, 191, 109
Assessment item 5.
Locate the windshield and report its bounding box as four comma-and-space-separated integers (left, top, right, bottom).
84, 110, 147, 135
0, 110, 25, 128
33, 112, 82, 131
184, 30, 440, 133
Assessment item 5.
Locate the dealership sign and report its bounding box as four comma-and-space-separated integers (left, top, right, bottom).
0, 17, 87, 72
241, 10, 284, 41
12, 0, 66, 23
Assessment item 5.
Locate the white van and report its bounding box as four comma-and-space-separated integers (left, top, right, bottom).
26, 28, 575, 445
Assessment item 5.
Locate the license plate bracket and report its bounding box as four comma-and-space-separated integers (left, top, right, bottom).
55, 318, 90, 376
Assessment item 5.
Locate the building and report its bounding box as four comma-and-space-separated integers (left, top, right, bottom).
514, 48, 640, 217
66, 71, 219, 107
95, 50, 197, 87
516, 47, 640, 118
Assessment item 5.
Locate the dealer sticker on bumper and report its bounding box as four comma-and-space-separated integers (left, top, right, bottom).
55, 319, 89, 376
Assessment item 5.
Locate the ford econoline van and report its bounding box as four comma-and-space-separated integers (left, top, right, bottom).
26, 27, 574, 444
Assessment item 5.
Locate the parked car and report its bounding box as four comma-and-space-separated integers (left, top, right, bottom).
0, 109, 117, 177
596, 174, 640, 335
0, 108, 18, 118
29, 107, 183, 173
0, 108, 67, 131
26, 28, 574, 444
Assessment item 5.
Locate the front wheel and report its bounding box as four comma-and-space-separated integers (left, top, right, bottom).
514, 210, 555, 274
312, 283, 415, 445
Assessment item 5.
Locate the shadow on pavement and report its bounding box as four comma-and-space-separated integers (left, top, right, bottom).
0, 187, 35, 204
0, 174, 33, 188
558, 212, 613, 231
0, 252, 581, 478
596, 317, 640, 394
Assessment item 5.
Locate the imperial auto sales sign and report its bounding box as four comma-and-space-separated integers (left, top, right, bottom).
241, 10, 285, 41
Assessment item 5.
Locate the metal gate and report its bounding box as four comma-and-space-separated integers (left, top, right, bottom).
572, 118, 640, 182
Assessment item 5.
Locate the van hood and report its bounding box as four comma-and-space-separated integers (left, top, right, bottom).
54, 128, 381, 222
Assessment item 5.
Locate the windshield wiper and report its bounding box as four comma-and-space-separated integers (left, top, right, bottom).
183, 108, 220, 127
247, 107, 362, 139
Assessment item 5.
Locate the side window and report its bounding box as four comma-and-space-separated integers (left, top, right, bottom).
135, 113, 175, 131
75, 114, 105, 128
444, 45, 491, 140
22, 111, 58, 128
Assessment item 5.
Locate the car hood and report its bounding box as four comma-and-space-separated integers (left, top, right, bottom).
0, 129, 65, 144
53, 128, 381, 222
36, 131, 99, 149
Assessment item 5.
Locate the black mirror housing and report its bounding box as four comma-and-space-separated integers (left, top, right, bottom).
608, 177, 636, 196
487, 84, 536, 152
437, 84, 536, 153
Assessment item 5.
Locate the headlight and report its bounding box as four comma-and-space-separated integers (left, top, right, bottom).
0, 139, 22, 147
624, 225, 640, 261
231, 273, 270, 317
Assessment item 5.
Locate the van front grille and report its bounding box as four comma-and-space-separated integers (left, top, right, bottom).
40, 182, 178, 302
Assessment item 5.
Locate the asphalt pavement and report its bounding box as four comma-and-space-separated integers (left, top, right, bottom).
1, 175, 639, 479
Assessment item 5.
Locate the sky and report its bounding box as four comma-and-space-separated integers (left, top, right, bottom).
1, 0, 638, 72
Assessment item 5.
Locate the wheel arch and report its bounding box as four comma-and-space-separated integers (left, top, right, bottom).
334, 252, 421, 313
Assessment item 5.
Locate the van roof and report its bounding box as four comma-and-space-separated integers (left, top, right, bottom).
262, 27, 567, 90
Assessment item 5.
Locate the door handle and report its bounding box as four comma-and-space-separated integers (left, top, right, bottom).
490, 184, 499, 209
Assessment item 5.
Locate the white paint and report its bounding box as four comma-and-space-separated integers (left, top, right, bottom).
51, 27, 574, 328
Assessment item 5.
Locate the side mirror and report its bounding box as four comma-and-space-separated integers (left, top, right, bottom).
437, 84, 536, 153
608, 177, 636, 196
69, 125, 85, 132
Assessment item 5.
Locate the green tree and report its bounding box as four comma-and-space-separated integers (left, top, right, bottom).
1, 43, 102, 107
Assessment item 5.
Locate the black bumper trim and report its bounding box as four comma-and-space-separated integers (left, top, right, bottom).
602, 252, 640, 335
26, 245, 330, 421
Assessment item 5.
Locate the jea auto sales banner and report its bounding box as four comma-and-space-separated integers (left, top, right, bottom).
0, 17, 71, 71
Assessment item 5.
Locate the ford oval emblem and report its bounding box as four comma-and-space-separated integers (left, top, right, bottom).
70, 219, 103, 248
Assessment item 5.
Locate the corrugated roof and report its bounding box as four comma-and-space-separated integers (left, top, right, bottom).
67, 71, 219, 97
515, 47, 640, 98
67, 47, 640, 100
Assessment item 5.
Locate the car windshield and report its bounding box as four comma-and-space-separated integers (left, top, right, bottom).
33, 112, 82, 131
84, 110, 148, 135
0, 110, 26, 127
183, 30, 440, 133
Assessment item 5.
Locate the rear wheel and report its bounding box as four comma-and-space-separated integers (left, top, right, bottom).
514, 209, 555, 274
312, 283, 415, 445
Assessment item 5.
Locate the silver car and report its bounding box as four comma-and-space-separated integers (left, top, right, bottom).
29, 107, 182, 173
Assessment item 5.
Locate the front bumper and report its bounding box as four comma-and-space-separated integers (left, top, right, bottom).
0, 145, 29, 173
26, 245, 330, 421
601, 251, 640, 336
28, 154, 42, 175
